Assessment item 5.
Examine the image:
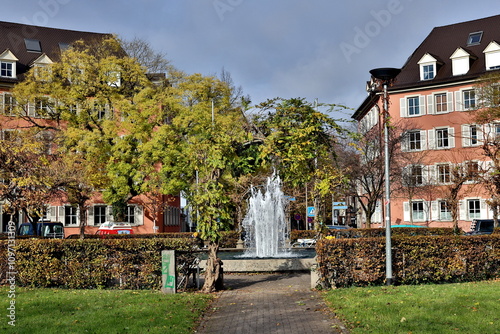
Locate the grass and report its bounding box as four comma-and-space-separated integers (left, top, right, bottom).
1, 287, 213, 334
323, 279, 500, 333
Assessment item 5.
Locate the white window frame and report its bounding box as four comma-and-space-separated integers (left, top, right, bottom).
439, 200, 452, 221
402, 130, 427, 152
436, 163, 451, 184
462, 124, 483, 147
455, 87, 476, 112
400, 95, 426, 117
0, 93, 17, 116
411, 201, 426, 222
467, 199, 481, 220
0, 61, 14, 78
62, 205, 79, 226
428, 127, 455, 150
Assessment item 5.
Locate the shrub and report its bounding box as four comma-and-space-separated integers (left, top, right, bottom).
0, 238, 197, 289
316, 235, 500, 288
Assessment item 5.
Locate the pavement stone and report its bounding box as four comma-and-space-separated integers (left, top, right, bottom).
195, 272, 348, 334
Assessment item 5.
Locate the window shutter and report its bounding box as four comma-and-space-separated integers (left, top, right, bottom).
427, 164, 436, 184
431, 201, 438, 221
106, 206, 113, 222
462, 124, 470, 147
447, 92, 453, 112
421, 130, 427, 150
455, 91, 463, 111
459, 200, 467, 220
427, 94, 434, 115
27, 102, 36, 117
448, 127, 455, 148
480, 199, 487, 219
88, 206, 94, 226
0, 93, 4, 112
400, 98, 406, 117
401, 132, 408, 152
428, 129, 435, 149
477, 125, 484, 145
49, 206, 58, 222
419, 96, 426, 115
403, 202, 410, 222
135, 205, 143, 225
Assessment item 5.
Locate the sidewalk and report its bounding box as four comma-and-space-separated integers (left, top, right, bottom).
195, 272, 348, 334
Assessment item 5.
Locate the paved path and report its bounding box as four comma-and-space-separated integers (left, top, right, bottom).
195, 272, 348, 334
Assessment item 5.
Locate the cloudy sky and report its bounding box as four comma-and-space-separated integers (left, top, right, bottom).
1, 0, 499, 118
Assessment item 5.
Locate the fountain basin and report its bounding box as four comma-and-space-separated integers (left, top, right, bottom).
197, 249, 316, 272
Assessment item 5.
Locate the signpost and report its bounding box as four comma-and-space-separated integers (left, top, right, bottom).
161, 250, 176, 294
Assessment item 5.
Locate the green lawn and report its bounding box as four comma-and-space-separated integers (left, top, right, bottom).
1, 287, 213, 334
324, 280, 500, 333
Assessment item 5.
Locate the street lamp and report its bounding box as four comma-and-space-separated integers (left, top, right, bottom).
369, 67, 401, 285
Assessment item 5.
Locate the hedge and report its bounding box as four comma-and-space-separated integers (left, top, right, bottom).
316, 235, 500, 288
1, 238, 198, 289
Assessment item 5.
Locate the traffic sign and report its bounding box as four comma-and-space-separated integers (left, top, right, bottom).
307, 206, 315, 217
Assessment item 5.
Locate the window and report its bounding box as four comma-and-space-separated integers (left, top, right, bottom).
1, 61, 13, 77
408, 97, 420, 116
164, 206, 181, 226
435, 93, 448, 113
436, 128, 449, 148
439, 201, 452, 221
463, 90, 476, 110
64, 206, 78, 226
93, 205, 107, 226
1, 93, 16, 115
470, 125, 478, 145
466, 161, 480, 180
24, 39, 42, 52
468, 199, 481, 219
35, 97, 54, 117
467, 31, 483, 46
408, 131, 421, 151
125, 205, 136, 225
423, 64, 434, 80
412, 201, 425, 221
409, 165, 423, 186
437, 164, 451, 183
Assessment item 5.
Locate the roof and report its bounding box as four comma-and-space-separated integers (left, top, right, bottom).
0, 21, 111, 83
392, 14, 500, 91
353, 14, 500, 119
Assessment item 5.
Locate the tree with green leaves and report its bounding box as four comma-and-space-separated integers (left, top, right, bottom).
252, 98, 347, 228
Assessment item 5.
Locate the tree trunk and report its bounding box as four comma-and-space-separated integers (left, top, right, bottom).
201, 241, 223, 293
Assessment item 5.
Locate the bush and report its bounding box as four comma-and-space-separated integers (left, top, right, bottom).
316, 235, 500, 288
0, 238, 197, 289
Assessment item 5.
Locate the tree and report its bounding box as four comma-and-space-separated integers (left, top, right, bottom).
120, 37, 173, 74
146, 73, 247, 292
0, 129, 58, 229
473, 72, 500, 228
12, 36, 160, 223
251, 98, 346, 227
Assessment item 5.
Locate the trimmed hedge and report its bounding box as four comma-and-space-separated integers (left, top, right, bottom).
316, 235, 500, 288
1, 238, 197, 289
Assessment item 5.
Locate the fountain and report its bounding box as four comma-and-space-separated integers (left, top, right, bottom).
198, 173, 316, 272
240, 174, 292, 258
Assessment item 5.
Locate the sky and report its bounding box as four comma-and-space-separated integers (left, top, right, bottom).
1, 0, 499, 119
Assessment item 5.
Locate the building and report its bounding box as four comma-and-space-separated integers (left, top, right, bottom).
353, 14, 500, 231
0, 21, 183, 235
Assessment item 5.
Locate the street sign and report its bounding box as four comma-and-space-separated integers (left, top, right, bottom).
307, 206, 315, 217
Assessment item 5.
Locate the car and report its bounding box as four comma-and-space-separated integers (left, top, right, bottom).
326, 225, 351, 230
466, 219, 496, 235
17, 220, 64, 238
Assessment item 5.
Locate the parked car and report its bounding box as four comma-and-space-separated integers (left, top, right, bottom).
97, 222, 134, 236
17, 220, 64, 238
466, 219, 496, 235
326, 225, 351, 230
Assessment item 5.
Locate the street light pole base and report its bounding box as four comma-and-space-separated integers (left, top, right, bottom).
386, 277, 394, 285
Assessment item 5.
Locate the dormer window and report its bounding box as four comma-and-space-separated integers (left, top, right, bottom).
450, 47, 476, 76
467, 31, 483, 46
483, 41, 500, 71
422, 64, 434, 80
0, 49, 18, 79
418, 53, 439, 81
31, 54, 54, 80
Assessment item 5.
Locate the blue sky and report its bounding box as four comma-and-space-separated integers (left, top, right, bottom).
1, 0, 499, 118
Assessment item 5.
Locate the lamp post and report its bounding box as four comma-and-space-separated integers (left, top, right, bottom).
369, 67, 401, 285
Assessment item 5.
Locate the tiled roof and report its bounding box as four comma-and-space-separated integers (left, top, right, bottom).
392, 14, 500, 91
0, 21, 110, 82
